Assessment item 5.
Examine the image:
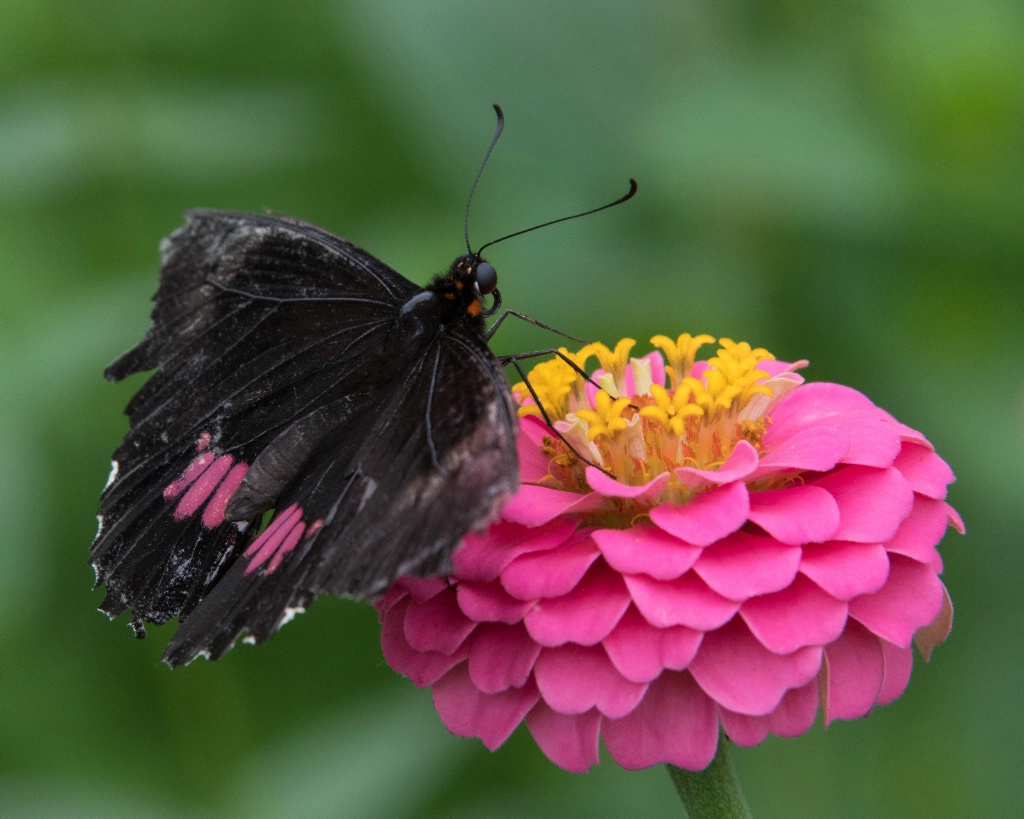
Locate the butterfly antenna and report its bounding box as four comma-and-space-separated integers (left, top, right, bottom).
476, 178, 637, 256
465, 104, 506, 254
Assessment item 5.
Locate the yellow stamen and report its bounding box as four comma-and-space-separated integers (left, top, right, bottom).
640, 383, 704, 436
589, 339, 635, 397
511, 345, 595, 421
573, 390, 632, 441
651, 333, 715, 390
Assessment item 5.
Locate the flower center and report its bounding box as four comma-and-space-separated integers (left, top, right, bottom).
513, 335, 803, 497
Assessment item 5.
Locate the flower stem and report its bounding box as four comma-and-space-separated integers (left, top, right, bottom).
666, 737, 752, 819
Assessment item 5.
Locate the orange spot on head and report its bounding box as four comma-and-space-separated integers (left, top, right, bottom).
467, 300, 483, 317
444, 292, 456, 300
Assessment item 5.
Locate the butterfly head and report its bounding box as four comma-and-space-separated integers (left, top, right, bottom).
432, 253, 502, 321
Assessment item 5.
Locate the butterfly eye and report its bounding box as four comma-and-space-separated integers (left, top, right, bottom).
475, 261, 497, 295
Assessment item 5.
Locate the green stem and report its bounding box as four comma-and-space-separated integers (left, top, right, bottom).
666, 737, 752, 819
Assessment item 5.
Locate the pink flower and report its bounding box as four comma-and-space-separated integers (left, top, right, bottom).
377, 335, 962, 772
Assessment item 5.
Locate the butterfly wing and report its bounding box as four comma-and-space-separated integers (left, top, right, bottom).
95, 210, 519, 663
94, 210, 420, 630
162, 324, 518, 665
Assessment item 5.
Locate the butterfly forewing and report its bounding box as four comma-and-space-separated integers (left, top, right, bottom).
93, 211, 518, 662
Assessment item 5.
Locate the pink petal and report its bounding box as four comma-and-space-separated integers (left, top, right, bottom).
614, 351, 666, 396
500, 484, 607, 526
500, 531, 600, 600
518, 416, 556, 483
379, 597, 469, 686
403, 589, 475, 654
519, 413, 553, 447
592, 523, 702, 580
523, 563, 632, 646
740, 575, 849, 653
944, 502, 966, 534
625, 572, 739, 630
877, 640, 913, 705
401, 575, 449, 603
643, 350, 667, 389
585, 466, 671, 502
673, 440, 760, 490
769, 383, 902, 467
886, 496, 953, 564
689, 617, 822, 715
848, 555, 944, 647
601, 606, 703, 683
719, 710, 770, 747
892, 442, 954, 499
820, 621, 884, 725
799, 541, 890, 600
525, 703, 602, 773
811, 466, 913, 543
603, 672, 718, 771
649, 481, 750, 547
375, 583, 408, 615
914, 584, 953, 662
747, 485, 841, 545
467, 622, 542, 693
759, 359, 805, 378
895, 421, 930, 447
454, 518, 578, 581
831, 414, 903, 467
693, 531, 801, 600
755, 426, 850, 475
533, 644, 648, 717
456, 581, 533, 624
433, 664, 539, 750
771, 382, 877, 425
768, 679, 819, 737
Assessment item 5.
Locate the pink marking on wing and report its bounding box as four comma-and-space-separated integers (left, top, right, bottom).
196, 431, 212, 452
306, 519, 324, 538
174, 455, 233, 520
245, 504, 303, 574
202, 462, 249, 528
267, 521, 307, 573
163, 453, 215, 500
245, 504, 299, 558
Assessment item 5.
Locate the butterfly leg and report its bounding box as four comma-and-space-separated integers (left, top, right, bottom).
485, 309, 588, 344
504, 354, 613, 477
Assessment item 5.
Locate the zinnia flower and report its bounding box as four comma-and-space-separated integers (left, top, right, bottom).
377, 334, 962, 772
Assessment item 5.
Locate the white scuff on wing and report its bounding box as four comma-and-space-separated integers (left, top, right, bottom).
279, 606, 305, 628
357, 477, 378, 512
104, 460, 119, 491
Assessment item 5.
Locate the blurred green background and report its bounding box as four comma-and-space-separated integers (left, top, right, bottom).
1, 2, 1021, 817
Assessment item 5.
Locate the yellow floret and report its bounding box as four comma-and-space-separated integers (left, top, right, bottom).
651, 333, 715, 390
574, 390, 632, 441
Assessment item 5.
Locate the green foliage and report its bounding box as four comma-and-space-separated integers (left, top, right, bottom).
2, 2, 1021, 816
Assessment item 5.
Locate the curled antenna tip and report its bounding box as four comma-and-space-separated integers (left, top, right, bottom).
465, 105, 507, 254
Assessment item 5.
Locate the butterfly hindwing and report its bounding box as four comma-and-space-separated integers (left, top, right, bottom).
93, 210, 519, 663
164, 324, 518, 664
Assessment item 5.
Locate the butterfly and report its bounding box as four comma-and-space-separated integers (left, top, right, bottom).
92, 105, 635, 666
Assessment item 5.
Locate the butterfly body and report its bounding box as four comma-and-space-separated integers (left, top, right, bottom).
93, 210, 519, 665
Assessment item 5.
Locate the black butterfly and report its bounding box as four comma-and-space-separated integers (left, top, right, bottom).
92, 106, 635, 666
